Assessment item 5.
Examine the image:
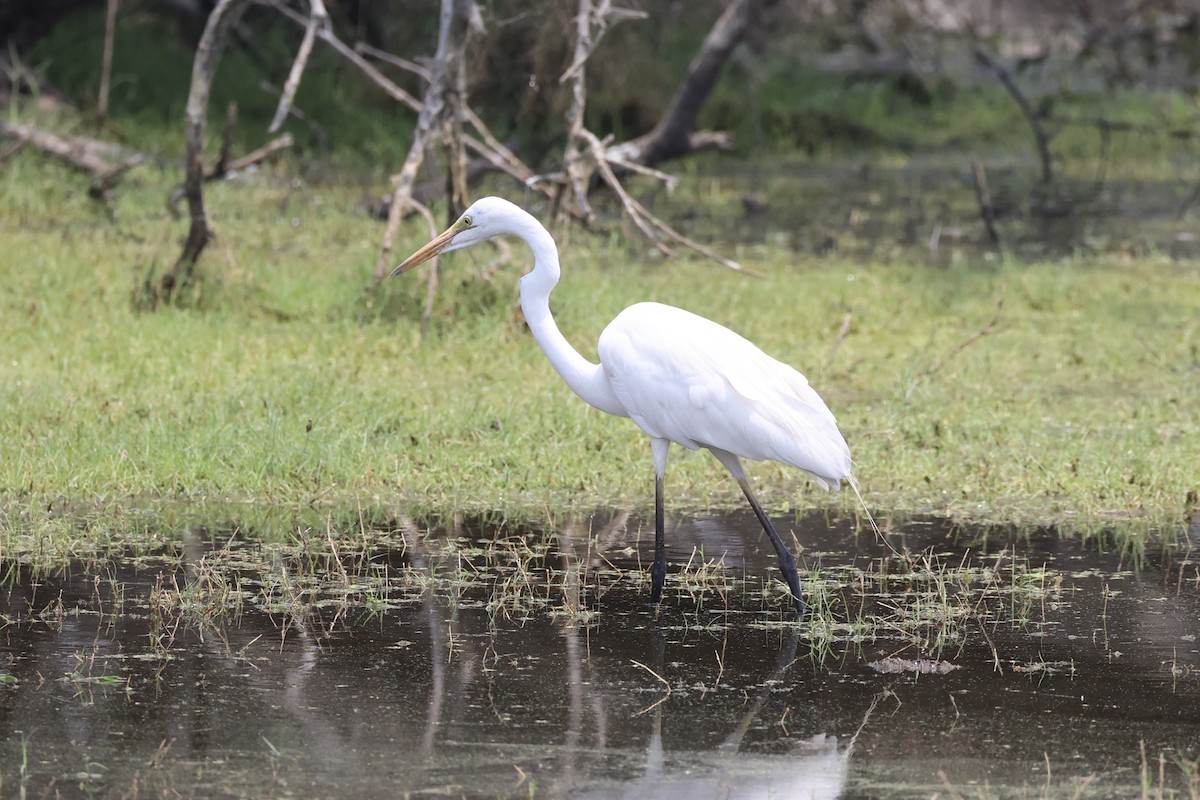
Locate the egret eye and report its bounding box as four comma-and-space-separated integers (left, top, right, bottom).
461, 215, 472, 228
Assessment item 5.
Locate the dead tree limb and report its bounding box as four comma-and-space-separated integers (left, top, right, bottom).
354, 42, 429, 81
0, 121, 144, 210
605, 0, 755, 168
214, 132, 294, 176
273, 0, 543, 202
167, 129, 295, 218
973, 47, 1053, 186
159, 0, 254, 300
268, 0, 328, 133
215, 100, 237, 175
970, 160, 1002, 249
1, 121, 128, 173
372, 0, 480, 284
98, 0, 119, 119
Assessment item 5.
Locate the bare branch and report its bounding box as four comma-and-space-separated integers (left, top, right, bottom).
407, 198, 442, 336
355, 42, 430, 81
970, 160, 1002, 248
372, 0, 480, 284
0, 121, 135, 174
215, 132, 294, 176
973, 47, 1054, 185
168, 0, 255, 293
271, 0, 421, 112
98, 0, 119, 119
269, 0, 328, 133
273, 0, 546, 199
582, 130, 756, 275
215, 100, 237, 175
561, 0, 600, 224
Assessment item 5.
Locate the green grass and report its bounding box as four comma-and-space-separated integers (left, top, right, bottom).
1, 152, 1198, 547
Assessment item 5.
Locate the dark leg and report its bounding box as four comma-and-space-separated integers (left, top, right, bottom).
649, 472, 667, 606
737, 478, 806, 615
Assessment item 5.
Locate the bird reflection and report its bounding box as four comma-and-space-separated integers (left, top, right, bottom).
571, 632, 862, 800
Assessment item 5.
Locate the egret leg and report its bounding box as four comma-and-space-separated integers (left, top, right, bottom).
649, 473, 666, 605
648, 438, 671, 607
710, 448, 806, 615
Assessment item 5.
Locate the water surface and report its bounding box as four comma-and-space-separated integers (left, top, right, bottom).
1, 511, 1197, 798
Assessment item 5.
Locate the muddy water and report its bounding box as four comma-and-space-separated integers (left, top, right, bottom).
1, 512, 1197, 798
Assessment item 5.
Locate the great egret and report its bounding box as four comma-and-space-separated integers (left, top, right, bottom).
393, 196, 855, 614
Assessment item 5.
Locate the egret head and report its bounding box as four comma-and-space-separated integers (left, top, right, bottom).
390, 197, 520, 276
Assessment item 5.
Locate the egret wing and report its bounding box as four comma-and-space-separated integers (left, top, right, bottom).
597, 303, 851, 488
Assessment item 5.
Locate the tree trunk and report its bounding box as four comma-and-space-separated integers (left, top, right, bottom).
609, 0, 760, 167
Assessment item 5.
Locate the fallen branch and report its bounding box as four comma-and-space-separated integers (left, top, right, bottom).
0, 121, 144, 214
607, 0, 753, 168
0, 121, 139, 175
214, 132, 294, 176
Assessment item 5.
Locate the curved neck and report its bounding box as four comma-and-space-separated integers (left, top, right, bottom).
513, 214, 625, 417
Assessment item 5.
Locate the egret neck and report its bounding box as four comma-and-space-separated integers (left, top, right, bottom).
513, 212, 627, 418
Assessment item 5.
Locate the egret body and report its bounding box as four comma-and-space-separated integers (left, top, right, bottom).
394, 196, 854, 613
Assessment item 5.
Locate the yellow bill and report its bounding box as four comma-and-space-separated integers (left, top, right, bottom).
390, 220, 464, 277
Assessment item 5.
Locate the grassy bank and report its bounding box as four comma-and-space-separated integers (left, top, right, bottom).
1, 157, 1198, 545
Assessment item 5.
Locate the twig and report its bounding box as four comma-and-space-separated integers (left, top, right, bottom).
584, 131, 758, 275
408, 199, 442, 336
259, 80, 328, 149
213, 133, 294, 177
355, 42, 430, 80
98, 0, 119, 119
216, 101, 237, 175
926, 299, 1004, 376
970, 159, 1002, 248
269, 0, 328, 133
168, 132, 294, 218
824, 311, 853, 369
272, 0, 547, 203
630, 658, 672, 715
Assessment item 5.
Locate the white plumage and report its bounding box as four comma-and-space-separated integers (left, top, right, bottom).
393, 196, 856, 613
598, 301, 850, 489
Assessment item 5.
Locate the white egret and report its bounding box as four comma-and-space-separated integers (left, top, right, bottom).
393, 196, 855, 614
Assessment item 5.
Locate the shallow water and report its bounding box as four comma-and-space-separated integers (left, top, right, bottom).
1, 511, 1198, 798
670, 158, 1200, 263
